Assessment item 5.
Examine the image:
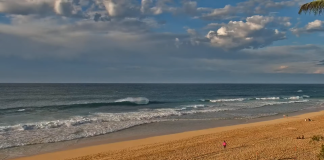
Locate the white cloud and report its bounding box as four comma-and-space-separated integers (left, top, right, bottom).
306, 20, 324, 30
205, 15, 289, 50
291, 20, 324, 36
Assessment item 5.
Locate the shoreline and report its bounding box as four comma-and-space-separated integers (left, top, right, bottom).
11, 107, 324, 160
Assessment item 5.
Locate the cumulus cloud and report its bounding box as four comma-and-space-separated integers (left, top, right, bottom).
205, 16, 290, 50
291, 20, 324, 36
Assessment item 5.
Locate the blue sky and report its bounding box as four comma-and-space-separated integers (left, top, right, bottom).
0, 0, 323, 83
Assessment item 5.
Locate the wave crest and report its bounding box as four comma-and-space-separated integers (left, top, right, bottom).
115, 97, 149, 105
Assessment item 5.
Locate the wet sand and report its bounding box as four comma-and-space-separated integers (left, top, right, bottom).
12, 110, 324, 160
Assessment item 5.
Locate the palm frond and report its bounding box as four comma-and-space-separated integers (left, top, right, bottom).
299, 0, 324, 15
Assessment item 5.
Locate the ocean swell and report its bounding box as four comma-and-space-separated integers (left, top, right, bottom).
0, 97, 164, 115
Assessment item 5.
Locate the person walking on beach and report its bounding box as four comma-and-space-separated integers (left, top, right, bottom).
223, 141, 227, 149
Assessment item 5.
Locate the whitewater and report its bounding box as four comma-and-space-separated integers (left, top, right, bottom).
0, 83, 324, 150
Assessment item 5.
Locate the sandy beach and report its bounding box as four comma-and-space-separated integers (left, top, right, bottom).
11, 110, 324, 160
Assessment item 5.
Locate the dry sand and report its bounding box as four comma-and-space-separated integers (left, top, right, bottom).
13, 110, 324, 160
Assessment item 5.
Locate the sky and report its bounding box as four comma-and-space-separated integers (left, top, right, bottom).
0, 0, 323, 83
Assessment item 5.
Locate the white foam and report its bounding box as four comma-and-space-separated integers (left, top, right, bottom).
256, 97, 280, 100
297, 90, 303, 92
210, 98, 245, 102
232, 112, 279, 119
179, 104, 205, 110
286, 96, 301, 100
203, 96, 309, 103
263, 100, 309, 106
0, 98, 311, 149
115, 97, 149, 105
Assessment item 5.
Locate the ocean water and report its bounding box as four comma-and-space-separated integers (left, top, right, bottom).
0, 83, 324, 149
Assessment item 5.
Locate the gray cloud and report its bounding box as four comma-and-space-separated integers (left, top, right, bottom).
241, 44, 324, 74
0, 0, 87, 18
0, 0, 304, 21
318, 60, 324, 65
0, 15, 192, 59
182, 1, 198, 16
1, 18, 323, 83
103, 0, 141, 18
200, 0, 304, 20
0, 0, 54, 15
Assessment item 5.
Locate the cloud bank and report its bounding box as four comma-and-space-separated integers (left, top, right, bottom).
0, 0, 323, 83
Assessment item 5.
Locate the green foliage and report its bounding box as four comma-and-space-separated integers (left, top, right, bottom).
299, 0, 324, 15
311, 135, 324, 141
318, 145, 324, 160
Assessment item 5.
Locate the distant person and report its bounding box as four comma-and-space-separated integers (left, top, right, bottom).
302, 135, 305, 139
223, 141, 227, 149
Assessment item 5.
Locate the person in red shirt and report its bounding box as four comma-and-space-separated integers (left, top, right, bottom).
223, 141, 227, 149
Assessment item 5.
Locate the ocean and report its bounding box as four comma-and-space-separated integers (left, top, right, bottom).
0, 83, 324, 150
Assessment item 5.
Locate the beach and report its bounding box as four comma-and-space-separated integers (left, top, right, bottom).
12, 110, 324, 160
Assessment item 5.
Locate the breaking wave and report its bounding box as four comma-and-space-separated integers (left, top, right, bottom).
0, 98, 311, 149
0, 97, 165, 115
114, 97, 150, 105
